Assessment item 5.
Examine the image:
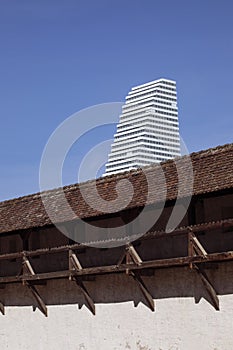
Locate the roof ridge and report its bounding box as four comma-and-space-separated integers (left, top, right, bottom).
0, 142, 232, 207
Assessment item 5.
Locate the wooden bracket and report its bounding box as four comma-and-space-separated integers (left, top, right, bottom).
188, 231, 207, 268
18, 253, 35, 279
0, 301, 5, 315
18, 254, 48, 316
187, 232, 219, 310
73, 276, 95, 315
117, 244, 143, 273
193, 264, 219, 310
69, 250, 82, 271
127, 245, 142, 265
23, 256, 35, 276
25, 282, 48, 317
129, 271, 155, 312
69, 250, 82, 280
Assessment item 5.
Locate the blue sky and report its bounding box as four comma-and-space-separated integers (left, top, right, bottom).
0, 0, 233, 201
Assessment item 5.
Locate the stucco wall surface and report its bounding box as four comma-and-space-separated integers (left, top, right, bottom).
0, 262, 233, 350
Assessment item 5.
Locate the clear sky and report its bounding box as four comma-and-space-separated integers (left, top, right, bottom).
0, 0, 233, 201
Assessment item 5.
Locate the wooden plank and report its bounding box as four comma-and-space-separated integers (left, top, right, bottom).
127, 245, 142, 266
188, 232, 194, 269
69, 251, 82, 271
23, 257, 35, 275
0, 218, 232, 262
188, 232, 194, 256
193, 264, 219, 310
26, 282, 48, 317
191, 234, 207, 257
0, 301, 5, 315
130, 271, 154, 311
0, 251, 233, 284
74, 277, 95, 315
145, 218, 233, 241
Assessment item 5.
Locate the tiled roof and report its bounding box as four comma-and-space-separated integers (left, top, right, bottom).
0, 143, 232, 235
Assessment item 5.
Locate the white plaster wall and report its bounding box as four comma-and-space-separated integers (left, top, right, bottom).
1, 295, 233, 350
1, 263, 233, 350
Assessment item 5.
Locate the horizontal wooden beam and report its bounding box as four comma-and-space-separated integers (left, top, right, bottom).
145, 218, 233, 240
0, 218, 232, 262
0, 251, 232, 285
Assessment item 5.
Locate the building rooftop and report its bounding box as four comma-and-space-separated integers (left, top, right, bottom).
0, 143, 232, 235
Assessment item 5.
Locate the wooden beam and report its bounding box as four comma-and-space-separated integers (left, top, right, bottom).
23, 256, 35, 275
117, 245, 142, 269
130, 271, 155, 311
145, 218, 233, 241
127, 245, 142, 266
188, 231, 207, 269
0, 301, 5, 315
188, 232, 194, 268
193, 264, 219, 311
0, 251, 233, 284
191, 233, 207, 257
69, 250, 82, 271
0, 218, 232, 262
25, 282, 48, 317
73, 277, 95, 315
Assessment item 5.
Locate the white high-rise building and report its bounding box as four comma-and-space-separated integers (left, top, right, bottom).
104, 78, 181, 176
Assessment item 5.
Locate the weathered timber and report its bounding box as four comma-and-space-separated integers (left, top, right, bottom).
69, 250, 82, 271
127, 245, 142, 266
0, 218, 232, 262
190, 233, 207, 257
193, 264, 219, 310
0, 251, 232, 285
25, 282, 48, 317
73, 277, 95, 315
130, 271, 155, 311
23, 256, 35, 275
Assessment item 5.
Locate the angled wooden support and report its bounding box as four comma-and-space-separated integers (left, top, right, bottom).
25, 282, 48, 317
0, 301, 5, 315
73, 276, 95, 315
117, 244, 142, 272
193, 264, 219, 310
23, 256, 35, 276
129, 271, 155, 312
188, 231, 207, 268
69, 250, 82, 280
18, 254, 35, 281
188, 232, 218, 310
69, 250, 82, 271
19, 255, 47, 316
127, 244, 142, 265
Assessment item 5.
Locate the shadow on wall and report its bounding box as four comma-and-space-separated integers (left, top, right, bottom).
0, 261, 233, 315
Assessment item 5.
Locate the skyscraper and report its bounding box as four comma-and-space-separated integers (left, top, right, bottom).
104, 78, 181, 176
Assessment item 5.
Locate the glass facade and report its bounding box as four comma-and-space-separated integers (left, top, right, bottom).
103, 78, 181, 176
